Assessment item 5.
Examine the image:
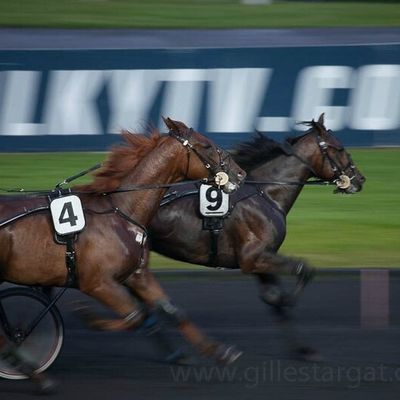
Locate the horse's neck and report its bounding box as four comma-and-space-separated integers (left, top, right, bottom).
113, 142, 185, 226
250, 153, 312, 215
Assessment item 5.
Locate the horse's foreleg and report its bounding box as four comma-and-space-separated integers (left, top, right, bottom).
255, 272, 322, 362
125, 269, 242, 365
238, 245, 320, 361
78, 279, 145, 331
257, 272, 290, 307
240, 247, 315, 306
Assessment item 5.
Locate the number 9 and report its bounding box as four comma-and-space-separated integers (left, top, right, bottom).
206, 187, 223, 211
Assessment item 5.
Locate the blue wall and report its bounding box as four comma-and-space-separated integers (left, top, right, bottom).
0, 44, 399, 151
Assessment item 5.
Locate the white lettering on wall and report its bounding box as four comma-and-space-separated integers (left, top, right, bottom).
291, 66, 354, 131
349, 65, 400, 130
0, 65, 400, 139
0, 71, 41, 135
43, 70, 105, 135
158, 69, 206, 129
207, 68, 271, 132
107, 69, 162, 133
108, 68, 270, 133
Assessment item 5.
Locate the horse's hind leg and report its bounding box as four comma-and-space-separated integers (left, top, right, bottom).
125, 268, 242, 365
78, 279, 145, 331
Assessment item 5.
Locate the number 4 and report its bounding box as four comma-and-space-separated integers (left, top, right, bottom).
59, 202, 78, 226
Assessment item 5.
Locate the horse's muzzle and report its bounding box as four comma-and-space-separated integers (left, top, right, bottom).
334, 174, 365, 194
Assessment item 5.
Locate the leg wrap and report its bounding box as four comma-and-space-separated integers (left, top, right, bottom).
154, 299, 187, 325
292, 262, 315, 285
123, 309, 143, 325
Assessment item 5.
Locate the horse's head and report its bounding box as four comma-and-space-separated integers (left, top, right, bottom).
290, 113, 365, 194
163, 117, 245, 193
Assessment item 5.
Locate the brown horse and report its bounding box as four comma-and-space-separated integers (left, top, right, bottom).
149, 114, 366, 359
0, 118, 245, 371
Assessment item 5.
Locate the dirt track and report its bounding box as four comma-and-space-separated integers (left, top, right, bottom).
0, 270, 399, 399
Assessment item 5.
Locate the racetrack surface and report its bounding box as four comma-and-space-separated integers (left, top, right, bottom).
1, 270, 399, 399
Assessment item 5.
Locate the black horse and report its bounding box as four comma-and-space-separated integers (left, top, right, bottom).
148, 114, 366, 359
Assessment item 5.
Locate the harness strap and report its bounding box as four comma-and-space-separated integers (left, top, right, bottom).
0, 206, 49, 228
209, 230, 220, 267
65, 235, 77, 287
47, 190, 79, 287
202, 217, 224, 268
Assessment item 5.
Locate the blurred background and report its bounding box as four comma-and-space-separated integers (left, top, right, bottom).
0, 0, 399, 268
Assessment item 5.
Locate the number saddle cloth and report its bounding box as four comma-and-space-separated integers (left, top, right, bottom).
161, 181, 262, 216
159, 182, 264, 267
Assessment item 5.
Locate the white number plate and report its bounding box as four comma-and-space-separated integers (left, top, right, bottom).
199, 184, 229, 217
50, 195, 86, 235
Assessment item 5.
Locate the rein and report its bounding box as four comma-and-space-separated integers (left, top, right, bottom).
0, 175, 211, 196
244, 179, 333, 186
90, 178, 211, 195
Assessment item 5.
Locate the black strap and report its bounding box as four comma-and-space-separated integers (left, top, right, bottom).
209, 230, 220, 267
0, 206, 49, 229
202, 217, 224, 268
65, 235, 77, 287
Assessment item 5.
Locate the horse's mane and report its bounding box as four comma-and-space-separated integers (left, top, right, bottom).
286, 119, 324, 145
76, 128, 163, 193
231, 119, 324, 172
231, 133, 287, 172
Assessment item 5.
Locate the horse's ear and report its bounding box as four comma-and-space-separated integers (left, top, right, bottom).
162, 117, 176, 131
317, 113, 325, 126
162, 117, 188, 133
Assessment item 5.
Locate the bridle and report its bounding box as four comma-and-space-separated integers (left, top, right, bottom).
287, 130, 357, 190
314, 131, 357, 189
168, 128, 231, 187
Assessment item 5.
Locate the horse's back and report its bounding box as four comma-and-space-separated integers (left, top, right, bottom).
150, 185, 287, 268
0, 194, 48, 219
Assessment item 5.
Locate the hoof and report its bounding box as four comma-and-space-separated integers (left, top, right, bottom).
215, 345, 243, 365
292, 346, 323, 362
